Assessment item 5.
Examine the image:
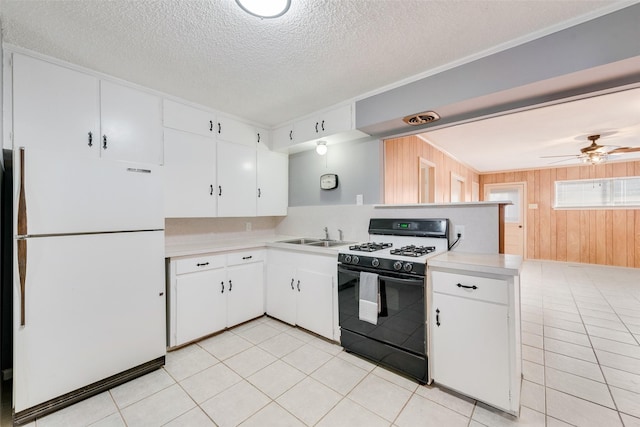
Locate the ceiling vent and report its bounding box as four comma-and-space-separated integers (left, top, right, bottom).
402, 111, 440, 126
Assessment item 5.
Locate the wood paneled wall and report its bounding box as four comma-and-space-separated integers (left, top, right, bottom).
480, 161, 640, 268
384, 135, 479, 204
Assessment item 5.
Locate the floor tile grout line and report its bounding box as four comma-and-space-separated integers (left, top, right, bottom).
566, 270, 627, 427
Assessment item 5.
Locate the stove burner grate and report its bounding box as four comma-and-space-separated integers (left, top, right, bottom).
389, 245, 436, 257
348, 242, 393, 252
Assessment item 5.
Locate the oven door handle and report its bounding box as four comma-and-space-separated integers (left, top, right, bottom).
338, 266, 424, 285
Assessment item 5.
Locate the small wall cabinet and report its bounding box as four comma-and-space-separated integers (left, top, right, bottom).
163, 99, 216, 137
294, 104, 353, 144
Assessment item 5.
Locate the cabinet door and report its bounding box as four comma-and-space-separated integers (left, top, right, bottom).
256, 127, 270, 151
272, 125, 295, 150
293, 115, 321, 144
296, 268, 334, 340
175, 268, 227, 345
321, 104, 352, 136
217, 116, 256, 148
431, 292, 510, 409
217, 141, 257, 217
100, 80, 163, 164
12, 53, 100, 157
257, 149, 288, 216
163, 129, 217, 218
226, 262, 264, 327
265, 263, 297, 326
163, 99, 216, 137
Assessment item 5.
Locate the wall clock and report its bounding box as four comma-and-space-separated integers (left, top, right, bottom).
320, 173, 338, 190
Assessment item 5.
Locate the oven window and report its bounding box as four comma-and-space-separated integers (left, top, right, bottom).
338, 266, 426, 356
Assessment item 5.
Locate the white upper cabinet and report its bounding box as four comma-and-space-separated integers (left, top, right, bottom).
163, 128, 217, 218
216, 116, 257, 148
272, 124, 295, 150
12, 53, 163, 164
163, 99, 216, 137
257, 149, 288, 216
255, 126, 271, 151
293, 104, 353, 144
12, 53, 100, 157
100, 80, 163, 164
217, 140, 257, 217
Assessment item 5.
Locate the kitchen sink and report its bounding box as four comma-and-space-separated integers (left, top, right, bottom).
307, 240, 354, 247
278, 238, 324, 245
277, 238, 353, 247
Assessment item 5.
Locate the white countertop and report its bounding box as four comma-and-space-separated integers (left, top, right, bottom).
428, 252, 522, 276
165, 234, 354, 258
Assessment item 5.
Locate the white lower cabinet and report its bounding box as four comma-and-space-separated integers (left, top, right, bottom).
168, 250, 265, 347
226, 254, 265, 328
175, 264, 227, 345
429, 266, 521, 415
266, 249, 336, 340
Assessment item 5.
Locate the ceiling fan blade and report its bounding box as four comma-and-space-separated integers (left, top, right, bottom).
548, 157, 580, 165
540, 154, 579, 158
608, 146, 640, 154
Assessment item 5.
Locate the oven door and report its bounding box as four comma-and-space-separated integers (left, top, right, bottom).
338, 264, 426, 357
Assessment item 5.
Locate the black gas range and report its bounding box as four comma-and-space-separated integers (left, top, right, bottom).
337, 218, 449, 383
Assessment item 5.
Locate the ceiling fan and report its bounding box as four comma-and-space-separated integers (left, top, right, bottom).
541, 134, 640, 165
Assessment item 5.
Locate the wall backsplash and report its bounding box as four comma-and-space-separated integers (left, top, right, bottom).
277, 203, 503, 254
165, 217, 280, 244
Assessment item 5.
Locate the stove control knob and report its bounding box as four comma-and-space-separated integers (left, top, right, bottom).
371, 258, 380, 268
352, 256, 360, 265
393, 261, 403, 271
344, 255, 352, 263
403, 263, 413, 272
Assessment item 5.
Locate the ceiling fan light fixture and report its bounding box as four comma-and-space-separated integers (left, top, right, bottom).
316, 141, 328, 156
582, 152, 608, 165
235, 0, 291, 19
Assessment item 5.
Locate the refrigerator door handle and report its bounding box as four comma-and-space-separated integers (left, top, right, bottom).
17, 239, 27, 326
18, 147, 28, 326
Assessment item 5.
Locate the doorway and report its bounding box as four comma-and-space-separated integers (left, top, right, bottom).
418, 158, 435, 203
484, 183, 526, 257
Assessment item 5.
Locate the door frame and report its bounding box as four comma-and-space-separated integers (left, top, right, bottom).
418, 157, 436, 203
484, 182, 527, 259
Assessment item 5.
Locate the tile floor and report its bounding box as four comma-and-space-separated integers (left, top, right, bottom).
22, 260, 640, 426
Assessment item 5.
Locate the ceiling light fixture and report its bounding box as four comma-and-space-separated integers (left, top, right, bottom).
316, 141, 328, 156
582, 152, 608, 165
235, 0, 291, 19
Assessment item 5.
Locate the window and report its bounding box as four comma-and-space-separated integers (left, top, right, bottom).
555, 177, 640, 208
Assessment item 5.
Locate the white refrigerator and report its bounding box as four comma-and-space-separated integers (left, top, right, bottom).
12, 147, 166, 424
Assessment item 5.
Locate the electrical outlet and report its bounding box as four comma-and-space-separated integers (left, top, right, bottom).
454, 225, 465, 239
245, 222, 252, 231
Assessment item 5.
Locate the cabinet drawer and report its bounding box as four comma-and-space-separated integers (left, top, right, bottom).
227, 250, 264, 266
176, 254, 225, 275
431, 270, 507, 305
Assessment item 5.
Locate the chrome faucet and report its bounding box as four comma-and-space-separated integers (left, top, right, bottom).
338, 229, 344, 241
324, 227, 329, 240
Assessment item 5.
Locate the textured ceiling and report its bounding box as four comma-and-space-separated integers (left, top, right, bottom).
0, 0, 624, 128
422, 87, 640, 172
